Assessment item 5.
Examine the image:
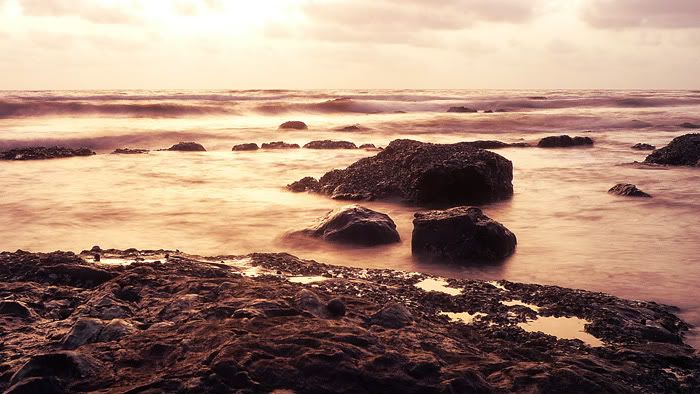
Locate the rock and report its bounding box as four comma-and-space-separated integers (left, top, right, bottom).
447, 106, 478, 113
631, 143, 656, 151
538, 135, 594, 148
287, 177, 319, 193
336, 124, 368, 132
295, 139, 513, 206
261, 141, 300, 149
326, 299, 346, 317
4, 377, 65, 394
679, 122, 700, 129
0, 147, 95, 161
644, 133, 700, 166
167, 142, 206, 152
370, 303, 413, 328
412, 206, 517, 263
97, 319, 136, 342
232, 143, 259, 151
303, 140, 357, 149
62, 318, 105, 349
294, 289, 324, 316
0, 300, 34, 319
608, 184, 652, 198
483, 110, 494, 113
9, 352, 102, 386
111, 148, 149, 154
279, 121, 308, 130
300, 205, 400, 246
359, 144, 376, 149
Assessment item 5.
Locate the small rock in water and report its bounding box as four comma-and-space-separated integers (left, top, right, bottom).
608, 183, 652, 198
644, 133, 700, 166
167, 142, 206, 152
261, 141, 300, 149
279, 121, 308, 130
359, 143, 376, 149
111, 148, 149, 154
303, 140, 357, 149
0, 146, 95, 160
287, 177, 319, 193
447, 106, 478, 113
232, 143, 259, 151
93, 253, 101, 262
299, 205, 400, 246
326, 298, 346, 317
538, 135, 593, 148
336, 124, 367, 132
631, 143, 656, 151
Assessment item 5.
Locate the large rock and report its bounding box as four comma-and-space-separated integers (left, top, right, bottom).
167, 142, 206, 152
232, 143, 259, 151
412, 207, 517, 263
0, 147, 95, 160
538, 135, 594, 148
279, 121, 308, 130
261, 141, 300, 149
303, 140, 357, 149
292, 139, 513, 206
644, 133, 700, 166
608, 184, 651, 198
300, 205, 400, 246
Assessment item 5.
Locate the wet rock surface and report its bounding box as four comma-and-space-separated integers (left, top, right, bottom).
644, 133, 700, 167
631, 143, 656, 151
111, 148, 149, 154
279, 121, 308, 130
296, 205, 400, 246
232, 143, 259, 151
412, 207, 517, 263
261, 141, 300, 149
0, 147, 95, 160
303, 140, 358, 149
608, 184, 652, 198
292, 139, 514, 206
167, 142, 206, 152
0, 249, 697, 393
538, 135, 594, 148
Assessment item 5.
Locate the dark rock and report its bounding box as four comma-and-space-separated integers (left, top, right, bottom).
0, 300, 34, 319
287, 177, 319, 193
303, 140, 357, 149
4, 377, 65, 394
111, 148, 149, 154
279, 121, 308, 130
10, 352, 101, 386
483, 110, 494, 113
261, 141, 300, 149
644, 133, 700, 166
299, 205, 400, 246
370, 303, 413, 328
296, 139, 513, 206
167, 142, 206, 152
538, 135, 594, 148
359, 143, 376, 149
326, 298, 346, 317
447, 106, 478, 113
679, 122, 700, 129
608, 184, 652, 198
62, 318, 104, 349
336, 124, 368, 132
631, 143, 656, 151
412, 206, 517, 263
232, 143, 259, 151
0, 147, 95, 161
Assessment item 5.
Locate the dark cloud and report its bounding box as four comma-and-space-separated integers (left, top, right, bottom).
582, 0, 700, 29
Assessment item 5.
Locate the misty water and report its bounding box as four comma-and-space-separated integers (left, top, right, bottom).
1, 89, 699, 347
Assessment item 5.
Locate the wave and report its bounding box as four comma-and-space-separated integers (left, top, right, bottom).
254, 98, 393, 114
0, 131, 225, 151
0, 101, 235, 118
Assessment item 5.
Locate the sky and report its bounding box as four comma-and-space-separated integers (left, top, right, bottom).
0, 0, 698, 89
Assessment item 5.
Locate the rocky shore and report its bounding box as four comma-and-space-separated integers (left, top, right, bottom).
0, 249, 697, 393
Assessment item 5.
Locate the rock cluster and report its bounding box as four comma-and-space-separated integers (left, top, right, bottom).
644, 133, 700, 166
0, 147, 95, 160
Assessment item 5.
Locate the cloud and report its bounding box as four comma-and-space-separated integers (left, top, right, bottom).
582, 0, 700, 29
18, 0, 142, 24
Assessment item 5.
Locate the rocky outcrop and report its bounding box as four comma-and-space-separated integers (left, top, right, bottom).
232, 143, 259, 151
608, 184, 652, 198
298, 205, 400, 246
447, 106, 478, 113
279, 121, 308, 130
0, 147, 95, 160
644, 133, 700, 166
261, 141, 300, 149
538, 135, 594, 148
112, 148, 149, 154
291, 139, 514, 206
0, 249, 698, 393
303, 140, 357, 149
631, 143, 656, 151
167, 142, 206, 152
412, 207, 517, 263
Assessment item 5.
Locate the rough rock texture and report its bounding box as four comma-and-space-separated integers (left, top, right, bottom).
292, 139, 514, 206
298, 205, 400, 246
0, 147, 95, 161
261, 141, 300, 149
232, 143, 259, 151
303, 140, 357, 149
279, 121, 308, 130
679, 122, 700, 129
412, 207, 517, 263
286, 177, 319, 193
538, 135, 594, 148
608, 184, 652, 198
167, 142, 206, 152
644, 134, 700, 167
0, 249, 698, 393
631, 143, 656, 151
447, 106, 478, 113
111, 148, 149, 154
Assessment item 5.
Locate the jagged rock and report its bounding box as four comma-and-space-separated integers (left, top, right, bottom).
538, 135, 594, 148
287, 177, 319, 193
299, 205, 400, 246
279, 121, 308, 130
412, 207, 517, 263
167, 142, 206, 152
370, 303, 413, 328
644, 133, 700, 166
608, 184, 652, 198
447, 106, 478, 113
303, 140, 357, 149
111, 148, 149, 154
0, 147, 95, 160
232, 143, 259, 151
261, 141, 300, 149
631, 143, 656, 151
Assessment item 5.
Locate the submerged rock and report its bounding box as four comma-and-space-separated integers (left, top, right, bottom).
336, 124, 368, 132
287, 177, 319, 193
167, 142, 206, 152
608, 184, 652, 198
303, 140, 357, 149
0, 147, 95, 161
631, 143, 656, 151
538, 135, 594, 148
261, 141, 300, 149
447, 106, 478, 113
232, 143, 259, 151
679, 122, 700, 129
412, 206, 517, 263
279, 121, 308, 130
299, 205, 400, 246
293, 139, 513, 206
644, 133, 700, 166
111, 148, 149, 154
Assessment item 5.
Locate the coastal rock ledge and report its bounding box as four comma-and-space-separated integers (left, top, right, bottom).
0, 249, 697, 393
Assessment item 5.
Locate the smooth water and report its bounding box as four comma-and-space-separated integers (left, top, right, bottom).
1, 89, 699, 347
